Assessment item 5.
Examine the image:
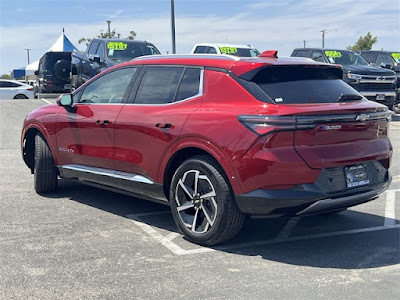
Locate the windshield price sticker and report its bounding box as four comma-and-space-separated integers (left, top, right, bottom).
107, 42, 128, 50
391, 53, 400, 60
220, 47, 238, 54
325, 50, 342, 58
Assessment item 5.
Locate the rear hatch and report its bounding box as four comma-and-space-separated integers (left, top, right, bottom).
244, 64, 392, 170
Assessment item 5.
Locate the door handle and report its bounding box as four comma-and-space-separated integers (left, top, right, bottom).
156, 123, 171, 128
96, 120, 109, 125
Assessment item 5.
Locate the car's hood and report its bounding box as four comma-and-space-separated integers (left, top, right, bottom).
342, 65, 396, 76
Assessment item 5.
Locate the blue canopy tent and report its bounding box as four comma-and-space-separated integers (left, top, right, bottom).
13, 33, 78, 78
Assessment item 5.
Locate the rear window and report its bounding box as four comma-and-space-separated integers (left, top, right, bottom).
43, 52, 71, 69
249, 65, 362, 104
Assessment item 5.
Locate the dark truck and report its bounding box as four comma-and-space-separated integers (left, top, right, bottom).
34, 52, 72, 94
71, 38, 160, 89
359, 50, 400, 113
291, 48, 397, 109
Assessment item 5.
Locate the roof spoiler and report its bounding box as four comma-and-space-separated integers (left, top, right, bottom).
259, 50, 278, 58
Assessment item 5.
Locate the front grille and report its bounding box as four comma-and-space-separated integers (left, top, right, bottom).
315, 160, 387, 194
360, 83, 395, 91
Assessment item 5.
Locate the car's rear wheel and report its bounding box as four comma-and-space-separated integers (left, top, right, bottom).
14, 94, 28, 99
169, 156, 245, 246
34, 134, 58, 194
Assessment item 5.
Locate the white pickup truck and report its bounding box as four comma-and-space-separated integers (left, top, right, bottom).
190, 43, 260, 57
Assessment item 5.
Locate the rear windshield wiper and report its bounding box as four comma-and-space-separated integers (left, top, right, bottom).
338, 94, 363, 102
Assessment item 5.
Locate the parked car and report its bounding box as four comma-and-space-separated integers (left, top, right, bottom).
291, 48, 397, 110
21, 52, 392, 245
0, 79, 34, 99
34, 52, 72, 94
359, 50, 400, 113
191, 43, 260, 57
71, 38, 160, 89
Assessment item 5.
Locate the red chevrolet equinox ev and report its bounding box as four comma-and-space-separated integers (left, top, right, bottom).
21, 52, 392, 245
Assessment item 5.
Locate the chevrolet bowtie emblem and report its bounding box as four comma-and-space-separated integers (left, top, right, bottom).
356, 114, 370, 121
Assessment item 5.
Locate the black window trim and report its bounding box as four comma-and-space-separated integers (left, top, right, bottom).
127, 65, 204, 106
73, 66, 141, 105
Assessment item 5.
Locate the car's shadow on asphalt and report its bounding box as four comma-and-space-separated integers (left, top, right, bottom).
392, 113, 400, 121
47, 179, 400, 270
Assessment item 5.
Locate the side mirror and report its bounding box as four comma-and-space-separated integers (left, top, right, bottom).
34, 71, 38, 75
90, 55, 101, 63
57, 94, 73, 107
380, 62, 393, 69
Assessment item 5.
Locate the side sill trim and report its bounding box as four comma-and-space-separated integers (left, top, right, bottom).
61, 164, 154, 184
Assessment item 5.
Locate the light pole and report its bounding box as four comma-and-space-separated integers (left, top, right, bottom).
25, 48, 31, 65
303, 40, 306, 48
320, 29, 337, 48
171, 0, 176, 54
106, 20, 111, 37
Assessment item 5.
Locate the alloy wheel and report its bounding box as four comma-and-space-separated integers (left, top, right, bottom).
174, 169, 217, 234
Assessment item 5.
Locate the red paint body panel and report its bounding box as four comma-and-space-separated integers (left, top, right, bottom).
56, 104, 124, 169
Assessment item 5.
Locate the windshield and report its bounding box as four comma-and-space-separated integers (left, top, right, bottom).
107, 42, 160, 62
250, 65, 362, 104
219, 46, 260, 57
324, 50, 369, 66
391, 52, 400, 64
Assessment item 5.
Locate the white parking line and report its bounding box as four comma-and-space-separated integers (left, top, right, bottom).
384, 190, 396, 227
126, 190, 399, 256
41, 98, 51, 104
392, 175, 400, 183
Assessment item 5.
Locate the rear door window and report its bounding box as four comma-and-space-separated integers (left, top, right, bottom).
193, 46, 209, 54
134, 66, 184, 104
247, 65, 361, 104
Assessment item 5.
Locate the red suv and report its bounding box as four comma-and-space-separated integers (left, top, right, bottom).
21, 52, 392, 245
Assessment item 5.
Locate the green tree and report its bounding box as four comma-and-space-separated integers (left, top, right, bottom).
78, 29, 136, 46
1, 73, 12, 79
348, 32, 378, 51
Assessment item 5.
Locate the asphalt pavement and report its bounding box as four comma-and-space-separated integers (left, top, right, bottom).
0, 98, 399, 299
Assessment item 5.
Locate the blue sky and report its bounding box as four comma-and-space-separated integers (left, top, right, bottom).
0, 0, 399, 75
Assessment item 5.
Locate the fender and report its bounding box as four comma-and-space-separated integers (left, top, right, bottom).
158, 136, 243, 194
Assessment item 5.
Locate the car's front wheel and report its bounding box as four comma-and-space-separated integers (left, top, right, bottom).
169, 156, 245, 246
34, 134, 58, 194
14, 94, 28, 99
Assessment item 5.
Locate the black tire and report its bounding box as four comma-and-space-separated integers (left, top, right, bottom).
13, 94, 28, 99
169, 156, 245, 246
71, 75, 83, 90
34, 134, 58, 194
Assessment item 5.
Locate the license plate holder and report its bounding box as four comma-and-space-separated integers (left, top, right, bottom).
344, 165, 369, 188
376, 94, 385, 101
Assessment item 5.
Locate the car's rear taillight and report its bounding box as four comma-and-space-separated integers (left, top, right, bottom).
238, 115, 296, 135
27, 88, 33, 91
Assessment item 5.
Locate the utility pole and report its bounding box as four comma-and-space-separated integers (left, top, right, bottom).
171, 0, 176, 54
107, 20, 111, 37
320, 29, 337, 48
25, 48, 31, 64
303, 40, 306, 48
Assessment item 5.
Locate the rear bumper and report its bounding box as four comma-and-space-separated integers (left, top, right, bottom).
235, 177, 391, 217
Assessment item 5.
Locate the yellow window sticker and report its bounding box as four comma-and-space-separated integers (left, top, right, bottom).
391, 53, 400, 60
325, 50, 342, 58
220, 47, 238, 54
107, 42, 128, 50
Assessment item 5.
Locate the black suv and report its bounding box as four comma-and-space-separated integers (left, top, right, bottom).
35, 52, 72, 94
291, 48, 397, 109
